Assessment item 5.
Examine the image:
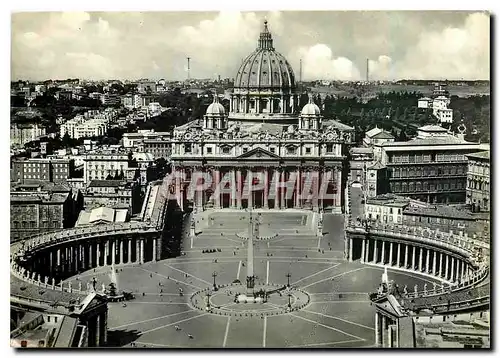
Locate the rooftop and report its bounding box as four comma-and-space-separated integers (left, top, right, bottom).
382, 136, 474, 148
403, 204, 475, 220
76, 206, 128, 226
467, 150, 490, 161
366, 193, 410, 207
88, 180, 129, 188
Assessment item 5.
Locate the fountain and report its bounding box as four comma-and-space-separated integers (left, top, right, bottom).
106, 265, 126, 302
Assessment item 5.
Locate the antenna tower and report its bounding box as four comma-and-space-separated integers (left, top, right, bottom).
187, 57, 191, 81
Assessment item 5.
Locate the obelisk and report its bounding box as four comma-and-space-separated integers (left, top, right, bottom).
246, 212, 255, 294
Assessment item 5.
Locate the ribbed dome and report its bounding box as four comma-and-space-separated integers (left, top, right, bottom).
234, 20, 296, 90
206, 95, 225, 116
301, 96, 321, 115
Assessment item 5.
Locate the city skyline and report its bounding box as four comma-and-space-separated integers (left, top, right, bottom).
12, 11, 490, 82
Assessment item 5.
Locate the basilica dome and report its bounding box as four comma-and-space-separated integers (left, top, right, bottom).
234, 20, 296, 91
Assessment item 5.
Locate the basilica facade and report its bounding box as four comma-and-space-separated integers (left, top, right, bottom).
169, 20, 354, 213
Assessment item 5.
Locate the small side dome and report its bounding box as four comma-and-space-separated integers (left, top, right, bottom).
206, 95, 225, 116
301, 95, 321, 116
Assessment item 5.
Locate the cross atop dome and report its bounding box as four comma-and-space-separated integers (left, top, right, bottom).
258, 19, 274, 50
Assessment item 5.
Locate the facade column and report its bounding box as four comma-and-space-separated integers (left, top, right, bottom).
360, 238, 366, 263
336, 168, 342, 209
231, 169, 237, 208
97, 243, 101, 267
295, 167, 301, 208
312, 168, 319, 210
280, 170, 286, 209
264, 168, 269, 209
273, 168, 280, 209
119, 239, 124, 264
128, 239, 132, 263
373, 240, 378, 263
432, 250, 437, 275
136, 240, 140, 263
247, 168, 253, 209
375, 312, 380, 346
214, 168, 221, 209
237, 169, 243, 209
445, 255, 450, 280
89, 243, 94, 268
95, 314, 100, 347
49, 251, 53, 274
389, 242, 393, 266
111, 240, 116, 265
418, 247, 423, 272
396, 243, 401, 268
404, 245, 409, 268
410, 246, 416, 270
425, 249, 430, 273
381, 241, 386, 264
366, 239, 371, 263
140, 239, 145, 264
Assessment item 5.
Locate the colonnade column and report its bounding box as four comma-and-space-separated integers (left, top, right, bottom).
389, 242, 393, 266
348, 238, 353, 262
381, 241, 386, 264
140, 239, 145, 264
366, 239, 371, 263
404, 245, 409, 268
418, 247, 423, 272
152, 238, 157, 261
273, 168, 280, 209
432, 251, 437, 275
119, 240, 124, 264
214, 168, 221, 209
136, 240, 140, 264
450, 257, 455, 282
445, 255, 450, 280
105, 241, 109, 267
128, 239, 132, 263
111, 240, 116, 265
411, 246, 416, 270
425, 249, 430, 273
373, 240, 378, 263
457, 260, 462, 282
375, 312, 380, 346
396, 243, 401, 268
360, 238, 366, 263
439, 253, 443, 277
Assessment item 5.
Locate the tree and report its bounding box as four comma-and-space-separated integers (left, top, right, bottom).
398, 129, 408, 142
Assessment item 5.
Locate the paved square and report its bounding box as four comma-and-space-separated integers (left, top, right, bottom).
67, 212, 439, 348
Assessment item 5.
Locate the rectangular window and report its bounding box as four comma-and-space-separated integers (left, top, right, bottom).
305, 147, 311, 154
207, 147, 213, 154
243, 148, 248, 153
222, 147, 230, 154
269, 147, 276, 154
326, 144, 333, 153
185, 144, 192, 153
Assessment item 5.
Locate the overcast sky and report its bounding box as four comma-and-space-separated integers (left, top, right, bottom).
11, 11, 490, 81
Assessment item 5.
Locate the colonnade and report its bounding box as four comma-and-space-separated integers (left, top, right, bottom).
174, 166, 342, 212
375, 311, 398, 348
87, 309, 108, 347
348, 236, 473, 283
28, 236, 160, 279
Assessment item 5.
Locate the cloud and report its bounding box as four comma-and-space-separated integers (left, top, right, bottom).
11, 11, 490, 81
396, 11, 490, 80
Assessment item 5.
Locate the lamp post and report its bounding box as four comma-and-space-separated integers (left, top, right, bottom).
286, 272, 291, 288
287, 293, 292, 309
212, 271, 218, 291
